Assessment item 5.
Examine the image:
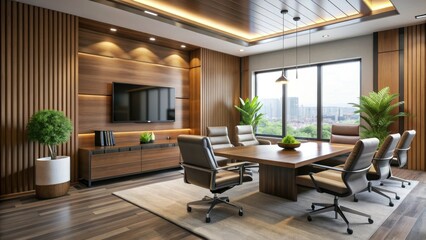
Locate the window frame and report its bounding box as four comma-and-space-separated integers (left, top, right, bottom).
254, 58, 362, 141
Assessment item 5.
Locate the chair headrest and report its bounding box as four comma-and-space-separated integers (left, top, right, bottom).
397, 130, 416, 150
376, 133, 400, 159
331, 124, 359, 136
177, 135, 218, 169
207, 126, 228, 137
344, 138, 379, 171
236, 125, 254, 135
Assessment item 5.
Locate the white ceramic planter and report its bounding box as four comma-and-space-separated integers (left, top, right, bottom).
35, 156, 70, 199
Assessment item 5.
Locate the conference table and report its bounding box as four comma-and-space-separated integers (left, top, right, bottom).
214, 142, 354, 201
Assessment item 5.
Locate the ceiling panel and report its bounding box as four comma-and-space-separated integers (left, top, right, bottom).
101, 0, 397, 45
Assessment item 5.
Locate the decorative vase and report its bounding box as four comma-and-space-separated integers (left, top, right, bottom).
35, 156, 70, 199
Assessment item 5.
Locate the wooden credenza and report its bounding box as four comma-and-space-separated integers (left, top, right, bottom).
79, 141, 180, 186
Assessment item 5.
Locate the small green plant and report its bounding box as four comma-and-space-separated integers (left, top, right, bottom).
281, 135, 300, 144
234, 96, 264, 129
26, 110, 73, 159
350, 87, 406, 145
140, 132, 153, 143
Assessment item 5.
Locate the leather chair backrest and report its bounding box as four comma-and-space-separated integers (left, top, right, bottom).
373, 133, 400, 179
207, 126, 233, 149
178, 135, 218, 189
394, 130, 416, 167
343, 138, 379, 194
330, 124, 360, 144
235, 125, 259, 146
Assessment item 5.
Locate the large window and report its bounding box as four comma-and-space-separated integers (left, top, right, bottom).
285, 66, 318, 138
256, 71, 283, 136
255, 60, 360, 140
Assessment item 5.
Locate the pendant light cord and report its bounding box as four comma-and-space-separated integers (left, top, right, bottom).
296, 19, 298, 79
282, 10, 287, 76
309, 28, 311, 66
294, 17, 300, 79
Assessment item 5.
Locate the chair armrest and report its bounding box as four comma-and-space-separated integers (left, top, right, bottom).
258, 139, 272, 145
396, 147, 411, 151
182, 163, 214, 173
216, 162, 247, 171
310, 163, 345, 172
311, 163, 372, 173
308, 163, 372, 192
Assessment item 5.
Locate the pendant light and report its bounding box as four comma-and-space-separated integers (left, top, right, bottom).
293, 16, 300, 79
275, 9, 289, 84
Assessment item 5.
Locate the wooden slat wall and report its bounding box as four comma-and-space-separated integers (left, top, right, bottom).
189, 48, 240, 142
78, 23, 190, 142
241, 57, 250, 100
404, 24, 426, 171
377, 29, 400, 133
189, 49, 201, 135
0, 0, 78, 198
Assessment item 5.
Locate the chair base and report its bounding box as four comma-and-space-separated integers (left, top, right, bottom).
354, 184, 399, 207
187, 193, 243, 223
308, 196, 373, 235
383, 175, 411, 188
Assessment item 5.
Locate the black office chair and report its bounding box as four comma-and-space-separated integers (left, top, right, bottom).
296, 138, 379, 234
177, 135, 252, 223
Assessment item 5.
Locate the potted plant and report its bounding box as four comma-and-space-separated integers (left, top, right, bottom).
234, 96, 264, 130
140, 132, 155, 144
350, 87, 406, 145
26, 110, 73, 199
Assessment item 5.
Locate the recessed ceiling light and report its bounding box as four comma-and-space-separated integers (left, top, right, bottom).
149, 37, 156, 41
110, 28, 117, 32
239, 49, 244, 52
144, 10, 158, 16
180, 44, 186, 48
322, 34, 330, 38
415, 13, 426, 19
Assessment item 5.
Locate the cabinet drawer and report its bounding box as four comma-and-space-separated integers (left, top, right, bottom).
142, 146, 180, 172
91, 151, 141, 180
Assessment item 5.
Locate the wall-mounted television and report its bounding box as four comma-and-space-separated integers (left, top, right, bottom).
112, 82, 175, 123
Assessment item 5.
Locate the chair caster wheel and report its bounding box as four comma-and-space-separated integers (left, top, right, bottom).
205, 217, 211, 223
408, 182, 411, 186
402, 184, 406, 188
368, 218, 374, 224
187, 206, 192, 212
347, 228, 353, 234
389, 202, 394, 207
239, 209, 243, 216
307, 215, 312, 222
396, 195, 400, 200
380, 182, 384, 186
353, 197, 358, 202
311, 204, 315, 210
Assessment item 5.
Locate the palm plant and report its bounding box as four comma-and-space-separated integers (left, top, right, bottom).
350, 87, 406, 145
234, 96, 264, 129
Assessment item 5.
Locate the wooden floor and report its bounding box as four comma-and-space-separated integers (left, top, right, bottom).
0, 167, 425, 240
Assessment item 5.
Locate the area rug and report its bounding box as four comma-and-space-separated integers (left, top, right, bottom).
113, 174, 417, 240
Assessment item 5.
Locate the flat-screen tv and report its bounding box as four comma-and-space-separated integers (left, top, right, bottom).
112, 82, 175, 123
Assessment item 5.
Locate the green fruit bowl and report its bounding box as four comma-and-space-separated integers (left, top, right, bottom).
277, 142, 301, 149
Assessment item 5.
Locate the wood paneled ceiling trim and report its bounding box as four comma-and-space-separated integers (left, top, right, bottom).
92, 0, 397, 46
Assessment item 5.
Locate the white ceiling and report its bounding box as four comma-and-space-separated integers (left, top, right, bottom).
17, 0, 426, 57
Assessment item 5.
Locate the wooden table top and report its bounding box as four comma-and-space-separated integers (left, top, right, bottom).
214, 142, 354, 168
